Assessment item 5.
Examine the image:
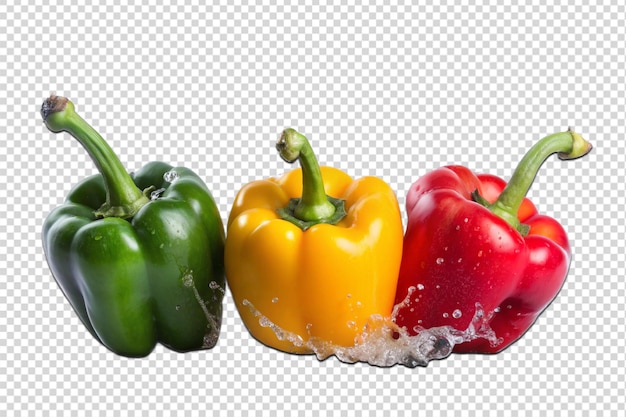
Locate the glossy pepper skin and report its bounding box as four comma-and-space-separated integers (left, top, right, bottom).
40, 96, 225, 357
393, 129, 592, 353
225, 129, 403, 353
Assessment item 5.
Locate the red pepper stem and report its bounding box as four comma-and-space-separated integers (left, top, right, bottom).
489, 128, 592, 232
41, 95, 150, 219
275, 128, 346, 230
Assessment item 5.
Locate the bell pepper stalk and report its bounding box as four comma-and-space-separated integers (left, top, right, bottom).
275, 129, 346, 228
40, 95, 226, 357
393, 129, 592, 353
225, 128, 404, 353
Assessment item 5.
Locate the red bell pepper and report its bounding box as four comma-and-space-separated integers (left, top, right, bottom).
393, 129, 592, 353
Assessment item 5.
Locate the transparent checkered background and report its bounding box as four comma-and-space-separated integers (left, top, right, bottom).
1, 1, 624, 416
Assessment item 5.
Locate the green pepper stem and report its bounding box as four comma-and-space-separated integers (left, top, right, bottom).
41, 95, 150, 219
488, 128, 592, 232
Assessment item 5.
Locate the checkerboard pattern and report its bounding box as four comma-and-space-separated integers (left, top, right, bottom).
2, 1, 624, 416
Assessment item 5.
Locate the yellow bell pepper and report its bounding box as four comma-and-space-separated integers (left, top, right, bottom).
225, 128, 403, 353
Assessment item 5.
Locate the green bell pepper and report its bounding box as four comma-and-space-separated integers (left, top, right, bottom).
40, 95, 226, 357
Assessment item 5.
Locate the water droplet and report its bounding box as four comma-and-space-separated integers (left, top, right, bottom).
464, 217, 469, 223
305, 323, 313, 332
494, 306, 501, 313
455, 225, 461, 230
346, 320, 357, 330
417, 284, 424, 290
477, 250, 483, 257
150, 187, 166, 200
94, 235, 102, 241
182, 273, 194, 287
506, 304, 512, 309
452, 309, 462, 319
271, 297, 279, 303
435, 285, 441, 289
208, 281, 225, 294
442, 312, 449, 318
436, 257, 444, 264
163, 170, 179, 183
346, 293, 352, 299
457, 258, 463, 263
175, 305, 181, 311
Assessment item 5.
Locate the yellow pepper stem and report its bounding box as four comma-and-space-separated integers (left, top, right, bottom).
276, 128, 346, 230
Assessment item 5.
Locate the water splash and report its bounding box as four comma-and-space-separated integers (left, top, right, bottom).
241, 298, 500, 368
242, 300, 306, 349
181, 270, 221, 349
